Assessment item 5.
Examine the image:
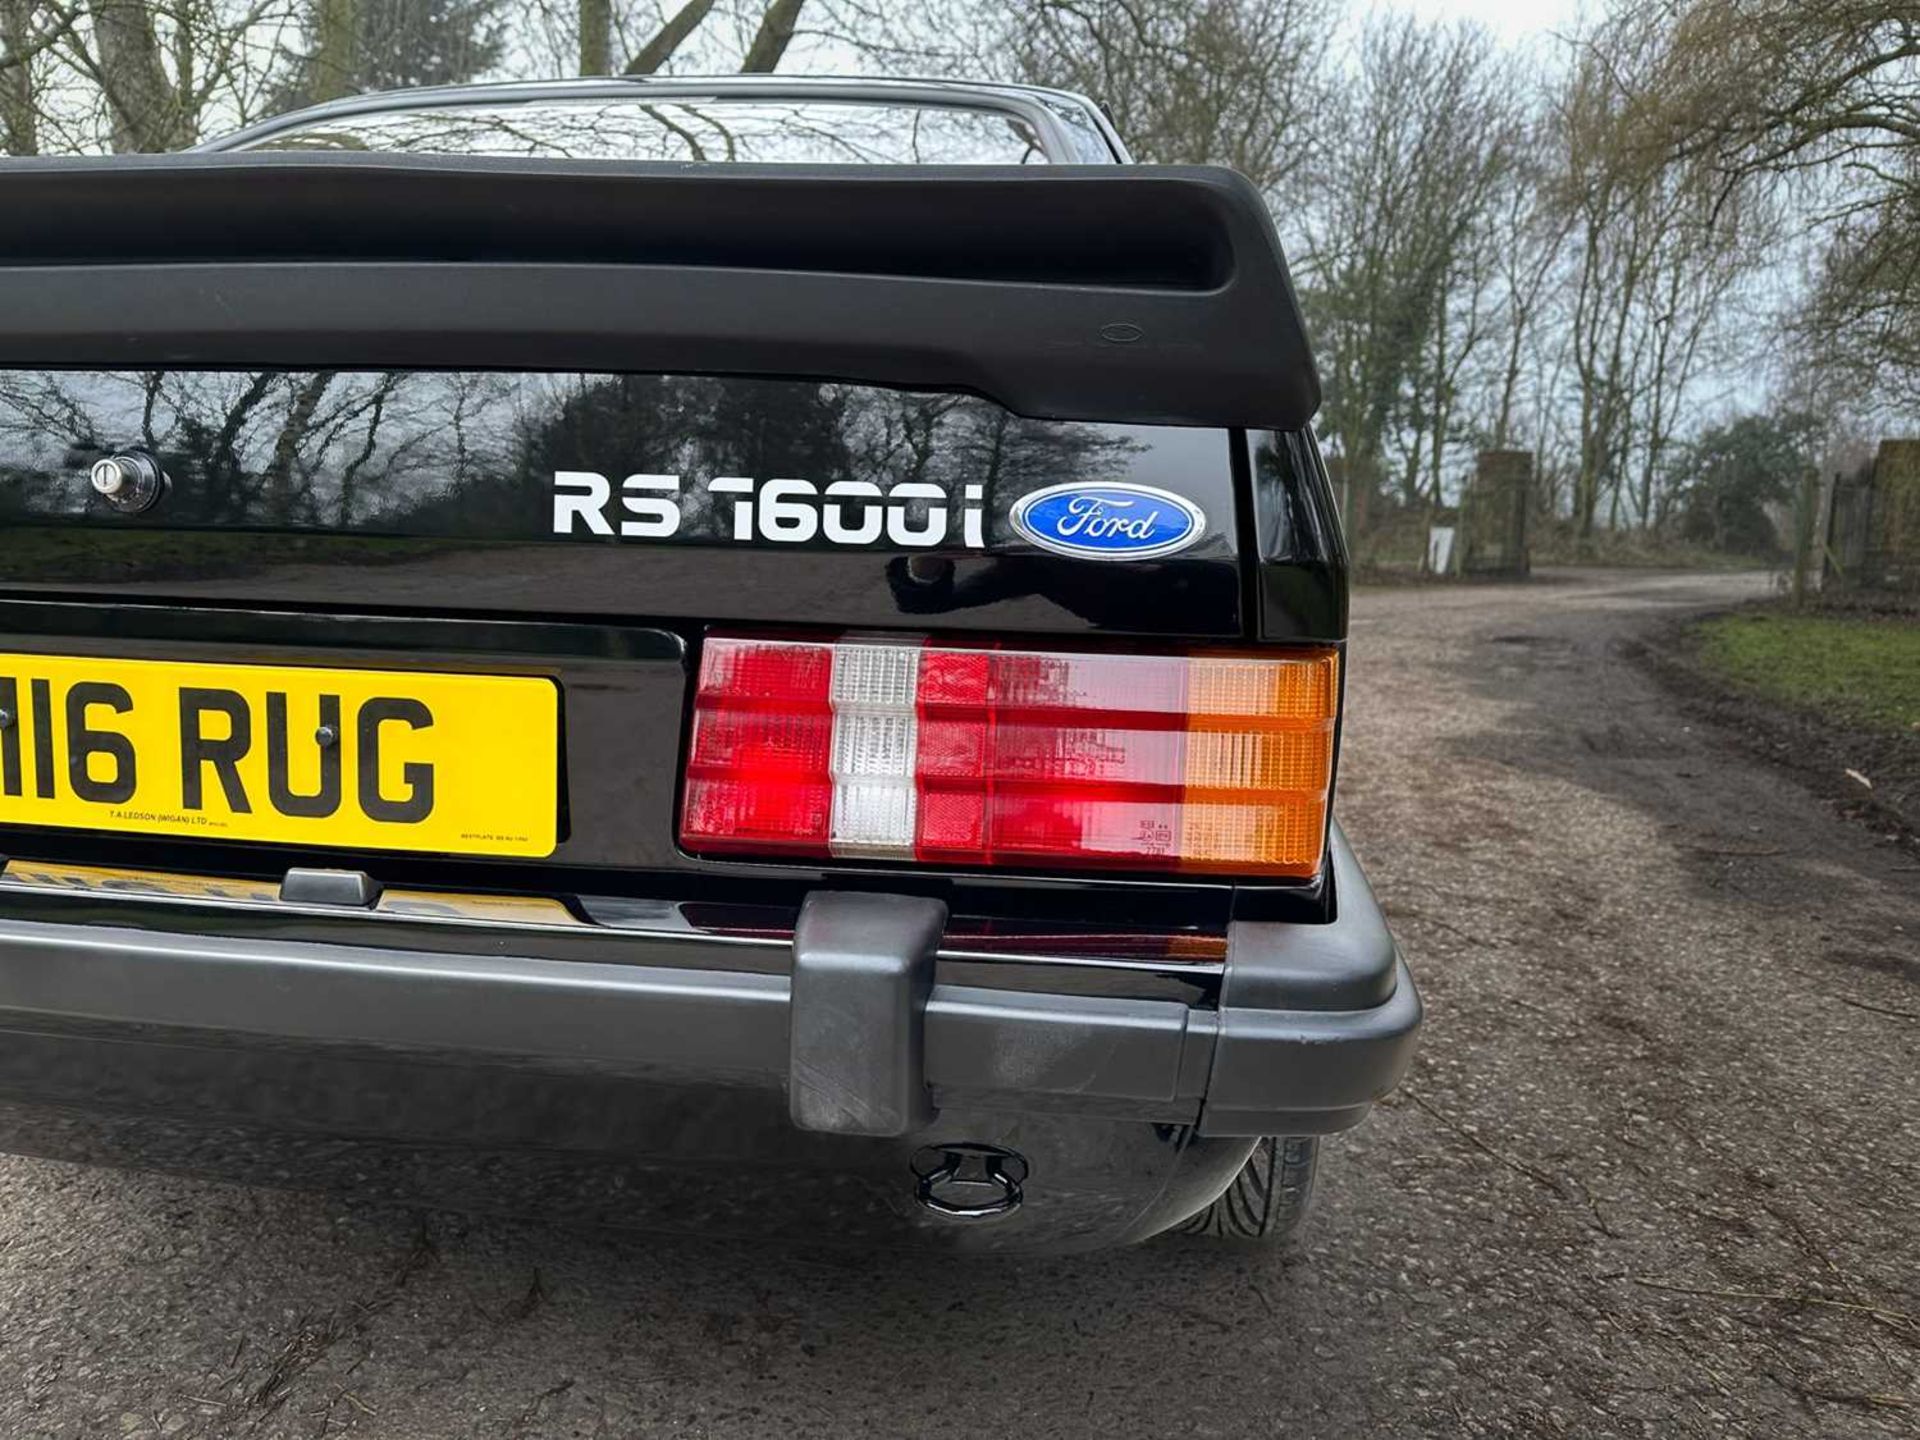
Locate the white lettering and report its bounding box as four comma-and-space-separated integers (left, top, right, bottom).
963, 484, 985, 548
708, 476, 756, 540
619, 473, 681, 538
823, 480, 884, 544
552, 471, 613, 536
886, 481, 947, 548
1053, 496, 1161, 542
758, 478, 820, 542
553, 469, 985, 550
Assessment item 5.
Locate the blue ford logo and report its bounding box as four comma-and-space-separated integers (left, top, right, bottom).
1009, 482, 1206, 562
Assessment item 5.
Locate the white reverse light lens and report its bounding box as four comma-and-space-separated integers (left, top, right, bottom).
828, 643, 919, 857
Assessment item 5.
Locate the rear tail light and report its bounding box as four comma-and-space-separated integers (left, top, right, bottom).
681, 635, 1339, 878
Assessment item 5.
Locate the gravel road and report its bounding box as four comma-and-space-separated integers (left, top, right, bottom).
2, 567, 1915, 1439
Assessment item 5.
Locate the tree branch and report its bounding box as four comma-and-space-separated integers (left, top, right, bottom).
741, 0, 806, 73
0, 2, 75, 73
625, 0, 715, 75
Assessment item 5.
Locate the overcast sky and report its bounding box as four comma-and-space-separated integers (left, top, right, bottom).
1385, 0, 1592, 42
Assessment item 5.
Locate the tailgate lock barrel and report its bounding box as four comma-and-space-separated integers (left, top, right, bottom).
88, 450, 167, 513
789, 891, 946, 1137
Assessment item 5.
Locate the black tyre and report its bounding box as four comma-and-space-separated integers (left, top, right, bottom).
1175, 1136, 1318, 1243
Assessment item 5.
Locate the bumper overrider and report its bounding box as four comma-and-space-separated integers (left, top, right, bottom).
0, 824, 1417, 1251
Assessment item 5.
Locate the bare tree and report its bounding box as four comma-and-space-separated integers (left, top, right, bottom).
1486, 135, 1575, 454
1408, 49, 1527, 510
998, 0, 1330, 186
272, 0, 503, 114
1554, 12, 1764, 537
1296, 18, 1515, 530
594, 0, 809, 76
29, 1, 308, 152
0, 0, 71, 155
1633, 1, 1918, 188
1629, 1, 1920, 409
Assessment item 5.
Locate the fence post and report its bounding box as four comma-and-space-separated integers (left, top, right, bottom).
1873, 439, 1920, 593
1791, 469, 1818, 606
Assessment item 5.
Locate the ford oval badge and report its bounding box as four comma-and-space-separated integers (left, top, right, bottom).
1009, 482, 1206, 562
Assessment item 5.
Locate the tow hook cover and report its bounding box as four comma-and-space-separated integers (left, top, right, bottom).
789, 891, 946, 1137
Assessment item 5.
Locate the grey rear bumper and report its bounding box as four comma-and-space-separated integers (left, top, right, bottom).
0, 826, 1419, 1140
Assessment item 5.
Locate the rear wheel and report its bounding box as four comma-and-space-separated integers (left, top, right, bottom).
1175, 1136, 1318, 1243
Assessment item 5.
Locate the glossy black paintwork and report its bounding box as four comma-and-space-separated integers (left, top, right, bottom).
0, 369, 1252, 637
1251, 429, 1350, 642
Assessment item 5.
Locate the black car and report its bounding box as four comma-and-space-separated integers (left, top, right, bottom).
0, 76, 1418, 1252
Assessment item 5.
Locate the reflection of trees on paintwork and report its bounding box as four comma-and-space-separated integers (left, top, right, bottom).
0, 369, 1144, 546
0, 371, 102, 522
158, 368, 522, 528
0, 369, 522, 530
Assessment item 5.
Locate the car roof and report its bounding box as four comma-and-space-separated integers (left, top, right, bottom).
200, 75, 1131, 164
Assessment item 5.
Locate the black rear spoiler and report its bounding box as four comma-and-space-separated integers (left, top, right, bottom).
0, 155, 1319, 429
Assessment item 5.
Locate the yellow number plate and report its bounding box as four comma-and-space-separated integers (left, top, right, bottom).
0, 654, 558, 857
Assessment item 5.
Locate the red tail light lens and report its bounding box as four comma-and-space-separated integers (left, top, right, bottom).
682, 635, 1339, 878
676, 639, 833, 854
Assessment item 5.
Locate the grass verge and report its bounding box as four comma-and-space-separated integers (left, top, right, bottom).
1644, 600, 1920, 843
1691, 611, 1920, 734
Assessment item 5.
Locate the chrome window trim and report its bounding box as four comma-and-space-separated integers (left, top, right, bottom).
202, 76, 1129, 165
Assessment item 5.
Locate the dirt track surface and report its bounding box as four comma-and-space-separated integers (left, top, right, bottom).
2, 567, 1915, 1439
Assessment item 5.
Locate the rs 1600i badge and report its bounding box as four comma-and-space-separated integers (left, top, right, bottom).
1009, 482, 1205, 561
552, 472, 986, 548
